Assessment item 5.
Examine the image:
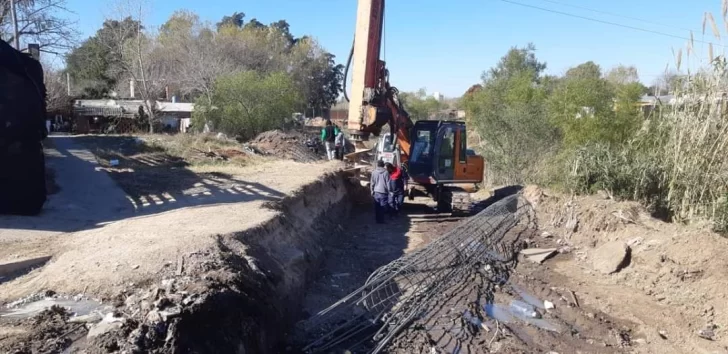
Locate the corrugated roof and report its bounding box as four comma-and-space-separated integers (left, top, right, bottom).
73, 99, 194, 116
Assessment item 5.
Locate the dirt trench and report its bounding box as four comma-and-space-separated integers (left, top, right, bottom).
156, 173, 360, 354
0, 172, 361, 354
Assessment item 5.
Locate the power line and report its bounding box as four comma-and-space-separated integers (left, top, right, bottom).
533, 0, 700, 34
498, 0, 727, 48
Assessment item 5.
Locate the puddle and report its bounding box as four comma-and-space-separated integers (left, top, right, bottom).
1, 298, 108, 319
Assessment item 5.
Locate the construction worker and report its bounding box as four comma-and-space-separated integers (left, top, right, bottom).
385, 163, 405, 216
370, 159, 391, 224
321, 120, 338, 160
334, 127, 345, 160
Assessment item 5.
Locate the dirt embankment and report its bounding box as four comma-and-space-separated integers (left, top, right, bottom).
0, 171, 358, 354
529, 186, 728, 353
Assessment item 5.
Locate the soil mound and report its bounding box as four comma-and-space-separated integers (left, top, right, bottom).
249, 130, 322, 162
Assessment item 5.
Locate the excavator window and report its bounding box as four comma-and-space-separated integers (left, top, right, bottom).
438, 127, 455, 171
411, 130, 432, 163
459, 127, 467, 163
382, 134, 395, 152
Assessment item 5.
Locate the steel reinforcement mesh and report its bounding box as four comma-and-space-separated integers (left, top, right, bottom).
301, 193, 536, 353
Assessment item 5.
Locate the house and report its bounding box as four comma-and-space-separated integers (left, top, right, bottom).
328, 100, 349, 121
72, 99, 194, 134
638, 95, 675, 116
157, 101, 194, 133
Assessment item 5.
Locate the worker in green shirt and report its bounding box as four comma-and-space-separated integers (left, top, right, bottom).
321, 120, 339, 161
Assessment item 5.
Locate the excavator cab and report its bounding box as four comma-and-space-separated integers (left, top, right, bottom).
407, 120, 484, 185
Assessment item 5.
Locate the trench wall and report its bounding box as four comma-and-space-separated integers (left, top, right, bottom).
171, 172, 355, 353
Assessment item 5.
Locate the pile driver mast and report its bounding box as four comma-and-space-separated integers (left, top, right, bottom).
345, 0, 413, 162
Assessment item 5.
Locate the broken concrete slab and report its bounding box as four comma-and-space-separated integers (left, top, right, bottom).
520, 248, 558, 264
592, 241, 631, 274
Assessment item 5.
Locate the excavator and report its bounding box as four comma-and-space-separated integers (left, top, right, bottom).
343, 0, 485, 214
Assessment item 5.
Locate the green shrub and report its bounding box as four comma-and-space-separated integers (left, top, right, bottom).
192, 71, 303, 140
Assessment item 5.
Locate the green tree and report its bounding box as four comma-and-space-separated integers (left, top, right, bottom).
193, 71, 303, 140
548, 61, 642, 148
400, 88, 447, 120
65, 17, 143, 97
462, 44, 558, 184
216, 11, 245, 30
547, 61, 615, 147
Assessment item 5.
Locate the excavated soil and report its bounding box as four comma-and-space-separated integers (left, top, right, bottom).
523, 185, 728, 353
5, 181, 728, 354
249, 130, 322, 162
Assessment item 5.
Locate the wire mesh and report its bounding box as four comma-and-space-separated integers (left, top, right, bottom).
301, 193, 536, 353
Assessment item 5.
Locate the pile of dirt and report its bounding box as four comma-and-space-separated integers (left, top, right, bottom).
533, 189, 728, 352
0, 306, 79, 353
248, 130, 322, 162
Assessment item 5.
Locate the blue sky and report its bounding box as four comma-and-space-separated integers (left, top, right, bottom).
62, 0, 724, 97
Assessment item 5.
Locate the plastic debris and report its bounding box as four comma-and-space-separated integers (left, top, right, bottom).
463, 310, 490, 332
510, 300, 541, 319
512, 285, 546, 310
520, 248, 558, 263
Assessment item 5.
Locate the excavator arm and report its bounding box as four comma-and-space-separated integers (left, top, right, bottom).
345, 0, 413, 164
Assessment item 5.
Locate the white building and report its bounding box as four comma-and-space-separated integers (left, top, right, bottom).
432, 91, 444, 102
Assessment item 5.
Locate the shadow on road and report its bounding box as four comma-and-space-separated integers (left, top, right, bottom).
0, 135, 285, 234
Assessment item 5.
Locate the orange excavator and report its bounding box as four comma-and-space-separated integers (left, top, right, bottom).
343, 0, 485, 214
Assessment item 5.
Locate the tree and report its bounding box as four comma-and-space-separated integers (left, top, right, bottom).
484, 43, 546, 83
287, 37, 343, 113
400, 88, 447, 120
605, 65, 639, 86
269, 19, 293, 46
0, 0, 78, 53
243, 18, 266, 31
463, 44, 557, 184
548, 61, 639, 147
216, 11, 244, 30
193, 71, 303, 140
65, 17, 143, 97
43, 63, 71, 115
157, 11, 232, 105
103, 0, 167, 132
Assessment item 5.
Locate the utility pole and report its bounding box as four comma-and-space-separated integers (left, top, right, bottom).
66, 72, 71, 96
9, 0, 20, 50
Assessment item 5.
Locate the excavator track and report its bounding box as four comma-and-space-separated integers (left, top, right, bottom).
437, 186, 473, 216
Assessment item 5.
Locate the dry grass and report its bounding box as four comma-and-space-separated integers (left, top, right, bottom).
139, 133, 255, 167
76, 133, 269, 198
565, 2, 728, 232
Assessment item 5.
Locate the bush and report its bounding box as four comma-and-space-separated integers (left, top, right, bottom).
463, 44, 559, 185
563, 57, 728, 227
192, 71, 303, 140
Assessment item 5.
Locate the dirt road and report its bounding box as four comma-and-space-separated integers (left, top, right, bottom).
0, 136, 131, 261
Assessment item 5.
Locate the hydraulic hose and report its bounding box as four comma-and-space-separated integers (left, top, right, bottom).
343, 39, 354, 103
